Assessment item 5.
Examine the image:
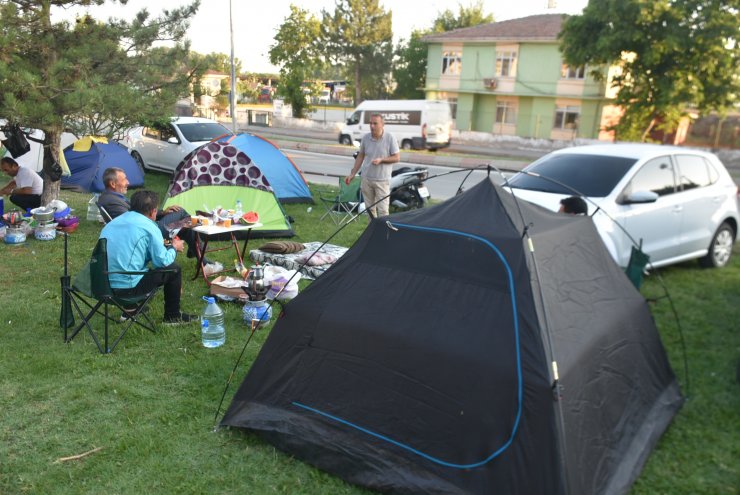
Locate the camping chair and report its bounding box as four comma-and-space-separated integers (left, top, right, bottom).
625, 244, 651, 289
97, 203, 113, 224
64, 238, 168, 353
319, 177, 363, 226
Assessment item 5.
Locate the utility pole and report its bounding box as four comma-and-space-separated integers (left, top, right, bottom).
229, 0, 237, 133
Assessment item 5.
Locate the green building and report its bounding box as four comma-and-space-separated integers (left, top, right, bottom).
423, 14, 619, 141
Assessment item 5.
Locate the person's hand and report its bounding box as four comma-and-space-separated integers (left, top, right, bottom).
164, 205, 183, 214
371, 158, 383, 165
344, 176, 352, 185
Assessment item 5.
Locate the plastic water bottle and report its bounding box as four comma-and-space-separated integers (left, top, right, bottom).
201, 296, 225, 348
234, 200, 243, 219
86, 194, 103, 222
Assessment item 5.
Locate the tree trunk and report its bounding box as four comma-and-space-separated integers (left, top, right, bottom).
713, 117, 725, 149
39, 1, 61, 205
40, 126, 62, 205
640, 117, 657, 143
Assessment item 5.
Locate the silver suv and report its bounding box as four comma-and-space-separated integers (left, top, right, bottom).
509, 144, 739, 269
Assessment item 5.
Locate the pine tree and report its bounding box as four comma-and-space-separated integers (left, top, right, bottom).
0, 0, 199, 203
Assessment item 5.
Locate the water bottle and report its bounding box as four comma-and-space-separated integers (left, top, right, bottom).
86, 194, 103, 222
234, 200, 243, 219
201, 296, 225, 348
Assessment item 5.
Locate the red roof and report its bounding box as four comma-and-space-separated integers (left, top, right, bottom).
423, 14, 566, 43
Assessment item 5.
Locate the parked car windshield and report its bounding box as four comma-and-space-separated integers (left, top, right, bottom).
509, 153, 637, 197
176, 122, 232, 142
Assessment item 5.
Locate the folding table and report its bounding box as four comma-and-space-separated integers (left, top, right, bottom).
191, 222, 262, 285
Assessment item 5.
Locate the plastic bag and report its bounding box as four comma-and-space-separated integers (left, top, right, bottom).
203, 261, 224, 277
1, 124, 30, 158
263, 265, 300, 300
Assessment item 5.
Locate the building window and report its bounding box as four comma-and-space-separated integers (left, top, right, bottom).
442, 51, 462, 75
561, 64, 585, 79
554, 105, 580, 129
496, 51, 517, 77
495, 101, 517, 125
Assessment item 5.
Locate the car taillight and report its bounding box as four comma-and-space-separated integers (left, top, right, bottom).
422, 123, 427, 139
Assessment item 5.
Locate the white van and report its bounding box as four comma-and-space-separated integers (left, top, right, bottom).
339, 100, 453, 150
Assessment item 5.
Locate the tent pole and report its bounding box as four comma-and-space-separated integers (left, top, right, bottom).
521, 227, 572, 493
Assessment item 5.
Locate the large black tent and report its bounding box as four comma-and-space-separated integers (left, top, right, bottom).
221, 178, 683, 494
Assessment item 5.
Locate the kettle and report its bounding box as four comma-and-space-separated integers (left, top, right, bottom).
244, 264, 271, 300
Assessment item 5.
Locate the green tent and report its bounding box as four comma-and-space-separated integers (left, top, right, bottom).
162, 142, 294, 238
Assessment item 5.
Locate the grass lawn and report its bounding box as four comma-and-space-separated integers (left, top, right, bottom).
0, 171, 737, 494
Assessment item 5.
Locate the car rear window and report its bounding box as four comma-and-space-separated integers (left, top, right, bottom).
508, 153, 637, 197
177, 123, 232, 142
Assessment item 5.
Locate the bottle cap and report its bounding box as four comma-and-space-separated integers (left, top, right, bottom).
203, 296, 216, 304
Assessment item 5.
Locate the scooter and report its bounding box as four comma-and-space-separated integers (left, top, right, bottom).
389, 166, 430, 210
352, 151, 430, 211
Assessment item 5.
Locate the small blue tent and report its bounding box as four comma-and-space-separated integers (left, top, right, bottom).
61, 137, 145, 193
220, 133, 313, 203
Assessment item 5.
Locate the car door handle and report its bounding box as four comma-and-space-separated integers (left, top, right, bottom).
672, 205, 683, 213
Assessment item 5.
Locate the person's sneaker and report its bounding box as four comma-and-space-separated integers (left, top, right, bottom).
163, 312, 198, 326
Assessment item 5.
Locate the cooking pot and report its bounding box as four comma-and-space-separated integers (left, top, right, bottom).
31, 206, 56, 223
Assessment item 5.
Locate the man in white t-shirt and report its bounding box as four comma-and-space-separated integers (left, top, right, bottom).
0, 156, 43, 210
345, 113, 400, 219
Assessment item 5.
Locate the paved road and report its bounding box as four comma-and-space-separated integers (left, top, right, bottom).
233, 117, 740, 184
285, 149, 499, 200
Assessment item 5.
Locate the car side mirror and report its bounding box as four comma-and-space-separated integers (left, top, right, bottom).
622, 190, 659, 204
167, 136, 179, 144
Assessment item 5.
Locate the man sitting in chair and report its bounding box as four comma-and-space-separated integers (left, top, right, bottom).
98, 167, 208, 263
100, 190, 196, 325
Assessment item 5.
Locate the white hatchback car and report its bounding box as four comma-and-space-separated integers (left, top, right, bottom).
123, 117, 233, 173
508, 144, 739, 269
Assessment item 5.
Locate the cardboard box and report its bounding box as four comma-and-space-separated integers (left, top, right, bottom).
209, 276, 248, 299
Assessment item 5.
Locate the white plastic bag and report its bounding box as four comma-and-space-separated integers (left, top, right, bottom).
203, 261, 224, 277
264, 265, 300, 300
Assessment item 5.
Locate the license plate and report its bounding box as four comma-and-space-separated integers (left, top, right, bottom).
418, 186, 430, 198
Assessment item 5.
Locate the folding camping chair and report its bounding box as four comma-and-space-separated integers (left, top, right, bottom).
64, 238, 170, 353
97, 203, 113, 223
319, 176, 363, 226
625, 244, 651, 289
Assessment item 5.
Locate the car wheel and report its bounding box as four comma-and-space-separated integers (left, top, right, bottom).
401, 140, 412, 150
340, 135, 352, 146
699, 222, 735, 268
131, 151, 146, 174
